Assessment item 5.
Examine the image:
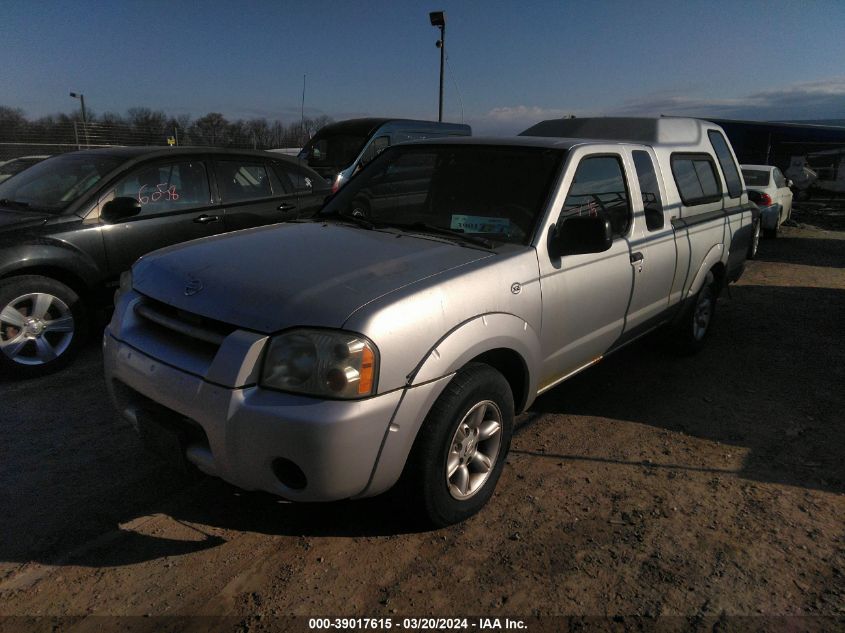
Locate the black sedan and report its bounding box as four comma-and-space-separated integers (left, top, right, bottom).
0, 146, 329, 377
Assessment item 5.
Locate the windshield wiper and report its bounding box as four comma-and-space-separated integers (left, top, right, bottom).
0, 198, 31, 210
382, 222, 494, 248
319, 209, 375, 230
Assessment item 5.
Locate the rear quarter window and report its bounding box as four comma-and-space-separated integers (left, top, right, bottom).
671, 154, 722, 206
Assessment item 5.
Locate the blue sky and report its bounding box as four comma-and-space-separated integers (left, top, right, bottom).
2, 0, 845, 134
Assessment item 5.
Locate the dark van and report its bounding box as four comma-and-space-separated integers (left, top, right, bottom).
298, 118, 471, 191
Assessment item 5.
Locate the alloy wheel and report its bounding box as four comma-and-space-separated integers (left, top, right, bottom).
446, 400, 503, 500
0, 292, 75, 366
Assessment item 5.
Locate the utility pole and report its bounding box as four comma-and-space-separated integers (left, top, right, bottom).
301, 73, 307, 145
429, 12, 446, 122
69, 92, 89, 147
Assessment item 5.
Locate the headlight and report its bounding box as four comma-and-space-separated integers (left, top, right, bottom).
114, 269, 133, 304
261, 329, 378, 399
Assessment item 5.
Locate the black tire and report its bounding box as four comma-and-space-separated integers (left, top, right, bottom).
747, 218, 761, 259
404, 363, 514, 527
0, 275, 87, 379
670, 271, 718, 356
764, 225, 778, 239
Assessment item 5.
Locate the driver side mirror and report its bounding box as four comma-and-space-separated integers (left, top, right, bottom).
549, 215, 613, 258
101, 196, 142, 222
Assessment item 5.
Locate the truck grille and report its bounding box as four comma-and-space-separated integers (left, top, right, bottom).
133, 297, 236, 353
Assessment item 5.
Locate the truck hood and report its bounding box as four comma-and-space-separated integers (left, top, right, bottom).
0, 208, 50, 231
132, 221, 493, 333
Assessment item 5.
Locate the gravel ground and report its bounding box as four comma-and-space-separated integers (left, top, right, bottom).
0, 223, 843, 632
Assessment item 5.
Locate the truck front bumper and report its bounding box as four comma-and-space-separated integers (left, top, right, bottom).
104, 331, 442, 501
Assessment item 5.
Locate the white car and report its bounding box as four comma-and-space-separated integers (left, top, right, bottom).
741, 164, 793, 238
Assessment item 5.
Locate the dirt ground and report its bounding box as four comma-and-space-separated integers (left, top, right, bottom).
0, 220, 843, 632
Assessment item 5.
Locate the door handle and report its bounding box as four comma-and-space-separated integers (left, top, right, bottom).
630, 252, 644, 263
277, 203, 297, 212
193, 214, 220, 224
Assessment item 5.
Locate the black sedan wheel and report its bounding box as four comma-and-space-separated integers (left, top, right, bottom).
0, 275, 87, 378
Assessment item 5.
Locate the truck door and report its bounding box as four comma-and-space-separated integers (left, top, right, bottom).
537, 150, 634, 389
618, 148, 677, 339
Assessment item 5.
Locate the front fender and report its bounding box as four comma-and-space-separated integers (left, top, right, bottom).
0, 243, 102, 289
410, 312, 542, 400
359, 312, 542, 499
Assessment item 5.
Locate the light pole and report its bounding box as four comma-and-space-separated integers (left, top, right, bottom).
69, 92, 89, 147
429, 11, 446, 122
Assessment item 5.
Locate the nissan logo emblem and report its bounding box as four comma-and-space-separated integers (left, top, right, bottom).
184, 278, 204, 296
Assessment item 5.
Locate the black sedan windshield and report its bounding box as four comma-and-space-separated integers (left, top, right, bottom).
321, 145, 564, 246
0, 153, 123, 213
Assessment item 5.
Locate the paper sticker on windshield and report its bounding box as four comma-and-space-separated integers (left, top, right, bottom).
450, 214, 510, 234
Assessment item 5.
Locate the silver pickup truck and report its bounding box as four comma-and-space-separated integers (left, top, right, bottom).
104, 117, 756, 526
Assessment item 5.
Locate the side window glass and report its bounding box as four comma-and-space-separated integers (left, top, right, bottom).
707, 130, 742, 198
671, 155, 722, 206
110, 161, 210, 214
216, 161, 272, 203
632, 150, 664, 231
561, 155, 631, 238
274, 163, 315, 192
267, 164, 293, 195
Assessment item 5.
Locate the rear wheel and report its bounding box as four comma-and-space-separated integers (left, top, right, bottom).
404, 363, 514, 527
670, 272, 717, 355
0, 275, 87, 378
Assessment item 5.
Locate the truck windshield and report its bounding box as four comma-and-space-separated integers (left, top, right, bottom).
299, 133, 369, 173
0, 153, 123, 213
321, 145, 564, 246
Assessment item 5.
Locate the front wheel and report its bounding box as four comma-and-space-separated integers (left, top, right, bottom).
404, 363, 514, 527
0, 275, 87, 378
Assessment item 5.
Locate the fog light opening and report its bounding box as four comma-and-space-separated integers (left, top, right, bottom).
272, 457, 307, 490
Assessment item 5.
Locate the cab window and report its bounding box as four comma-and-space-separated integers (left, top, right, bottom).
561, 155, 631, 238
